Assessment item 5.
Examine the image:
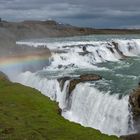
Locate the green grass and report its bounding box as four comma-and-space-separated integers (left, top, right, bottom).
0, 73, 119, 140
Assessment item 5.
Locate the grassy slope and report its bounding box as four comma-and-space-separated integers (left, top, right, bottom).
0, 74, 119, 140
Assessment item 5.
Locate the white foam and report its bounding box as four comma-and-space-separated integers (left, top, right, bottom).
11, 72, 135, 136
13, 38, 140, 136
12, 71, 69, 109
115, 39, 140, 56
17, 39, 140, 70
62, 83, 134, 136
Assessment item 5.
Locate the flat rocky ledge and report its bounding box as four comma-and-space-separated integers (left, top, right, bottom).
58, 74, 102, 94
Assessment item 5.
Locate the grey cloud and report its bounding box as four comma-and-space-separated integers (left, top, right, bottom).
0, 0, 140, 28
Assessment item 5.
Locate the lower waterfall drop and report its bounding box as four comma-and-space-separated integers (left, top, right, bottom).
62, 83, 134, 136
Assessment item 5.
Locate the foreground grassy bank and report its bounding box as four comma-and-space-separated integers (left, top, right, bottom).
0, 73, 119, 140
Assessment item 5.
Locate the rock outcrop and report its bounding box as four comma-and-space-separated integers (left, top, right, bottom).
0, 71, 9, 80
128, 83, 140, 137
112, 41, 127, 58
129, 85, 140, 121
119, 84, 140, 140
58, 77, 71, 91
58, 74, 102, 94
121, 133, 140, 140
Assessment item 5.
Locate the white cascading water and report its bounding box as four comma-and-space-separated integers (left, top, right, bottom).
62, 83, 131, 136
17, 39, 140, 70
117, 39, 140, 56
11, 38, 140, 136
13, 71, 69, 109
13, 72, 134, 136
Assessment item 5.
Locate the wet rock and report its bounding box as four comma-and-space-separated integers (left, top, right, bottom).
80, 46, 90, 55
121, 86, 140, 140
128, 83, 140, 132
58, 74, 102, 94
58, 108, 62, 115
79, 51, 90, 56
129, 86, 140, 121
79, 46, 92, 56
69, 74, 102, 94
120, 133, 140, 140
69, 79, 81, 94
58, 65, 63, 69
107, 47, 115, 53
96, 50, 103, 59
112, 41, 127, 58
58, 77, 71, 91
79, 74, 102, 81
83, 46, 87, 52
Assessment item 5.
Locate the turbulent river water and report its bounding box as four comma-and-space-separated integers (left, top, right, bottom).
5, 35, 140, 136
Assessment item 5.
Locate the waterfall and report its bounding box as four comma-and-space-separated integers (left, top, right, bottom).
11, 72, 136, 136
10, 38, 140, 136
62, 83, 133, 136
31, 39, 140, 70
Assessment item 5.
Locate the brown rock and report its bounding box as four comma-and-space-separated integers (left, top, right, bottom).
58, 77, 71, 91
128, 84, 140, 132
129, 86, 140, 121
112, 41, 127, 58
69, 74, 102, 94
58, 74, 102, 94
79, 74, 102, 81
69, 79, 81, 94
120, 133, 140, 140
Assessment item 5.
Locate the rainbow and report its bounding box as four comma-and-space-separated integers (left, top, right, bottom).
0, 53, 50, 68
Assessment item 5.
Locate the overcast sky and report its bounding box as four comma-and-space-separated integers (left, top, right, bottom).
0, 0, 140, 28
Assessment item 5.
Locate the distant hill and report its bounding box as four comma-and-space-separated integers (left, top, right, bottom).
0, 20, 140, 40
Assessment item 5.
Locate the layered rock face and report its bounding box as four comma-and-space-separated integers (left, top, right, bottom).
129, 85, 140, 121
122, 85, 140, 140
121, 133, 140, 140
129, 86, 140, 117
111, 41, 127, 58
